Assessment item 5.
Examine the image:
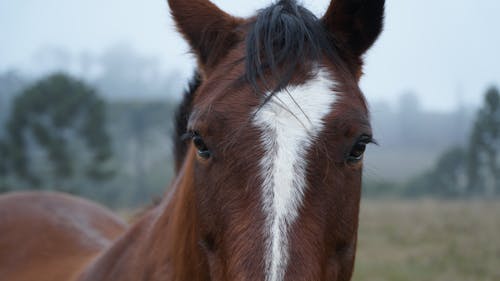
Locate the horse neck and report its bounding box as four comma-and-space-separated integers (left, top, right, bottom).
78, 148, 209, 281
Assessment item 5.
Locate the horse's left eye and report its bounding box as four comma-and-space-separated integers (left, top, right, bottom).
347, 135, 372, 163
193, 135, 211, 159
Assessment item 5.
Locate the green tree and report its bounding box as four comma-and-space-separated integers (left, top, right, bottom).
0, 140, 10, 191
431, 147, 468, 197
1, 73, 114, 192
467, 86, 500, 196
405, 147, 467, 198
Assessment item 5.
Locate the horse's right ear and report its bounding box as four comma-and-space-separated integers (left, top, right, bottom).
168, 0, 241, 74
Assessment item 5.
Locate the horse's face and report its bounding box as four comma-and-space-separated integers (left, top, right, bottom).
169, 1, 384, 280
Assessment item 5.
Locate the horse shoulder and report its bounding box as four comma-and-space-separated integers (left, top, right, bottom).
0, 191, 126, 281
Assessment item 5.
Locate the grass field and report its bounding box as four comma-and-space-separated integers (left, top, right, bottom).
353, 200, 500, 281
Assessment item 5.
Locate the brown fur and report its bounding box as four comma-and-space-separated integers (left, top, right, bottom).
168, 0, 243, 76
0, 1, 384, 280
0, 192, 125, 281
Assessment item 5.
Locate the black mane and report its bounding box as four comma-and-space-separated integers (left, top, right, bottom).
245, 0, 335, 95
173, 71, 201, 172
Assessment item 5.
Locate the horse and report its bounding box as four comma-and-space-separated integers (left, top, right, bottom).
0, 0, 384, 280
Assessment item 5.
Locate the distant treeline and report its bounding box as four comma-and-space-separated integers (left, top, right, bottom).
365, 87, 500, 199
0, 72, 177, 208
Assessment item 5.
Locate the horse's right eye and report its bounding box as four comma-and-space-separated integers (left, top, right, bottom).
193, 135, 211, 159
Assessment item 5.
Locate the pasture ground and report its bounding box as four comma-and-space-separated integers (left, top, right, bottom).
353, 200, 500, 281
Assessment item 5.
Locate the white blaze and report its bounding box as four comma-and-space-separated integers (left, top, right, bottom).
253, 68, 337, 281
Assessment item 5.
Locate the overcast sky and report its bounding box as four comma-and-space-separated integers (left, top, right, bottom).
1, 0, 499, 111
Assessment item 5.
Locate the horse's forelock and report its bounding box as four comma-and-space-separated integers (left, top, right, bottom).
244, 0, 337, 98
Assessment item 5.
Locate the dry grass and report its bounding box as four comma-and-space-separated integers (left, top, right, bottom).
353, 200, 500, 281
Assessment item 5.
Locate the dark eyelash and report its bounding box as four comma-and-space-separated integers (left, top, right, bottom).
181, 131, 195, 141
367, 137, 378, 146
360, 135, 377, 145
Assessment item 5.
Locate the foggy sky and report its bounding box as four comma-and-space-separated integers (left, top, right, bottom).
1, 0, 499, 111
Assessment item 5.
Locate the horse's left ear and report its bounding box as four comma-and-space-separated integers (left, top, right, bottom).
322, 0, 385, 57
168, 0, 242, 74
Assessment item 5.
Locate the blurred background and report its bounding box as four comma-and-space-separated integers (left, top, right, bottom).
0, 0, 499, 280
